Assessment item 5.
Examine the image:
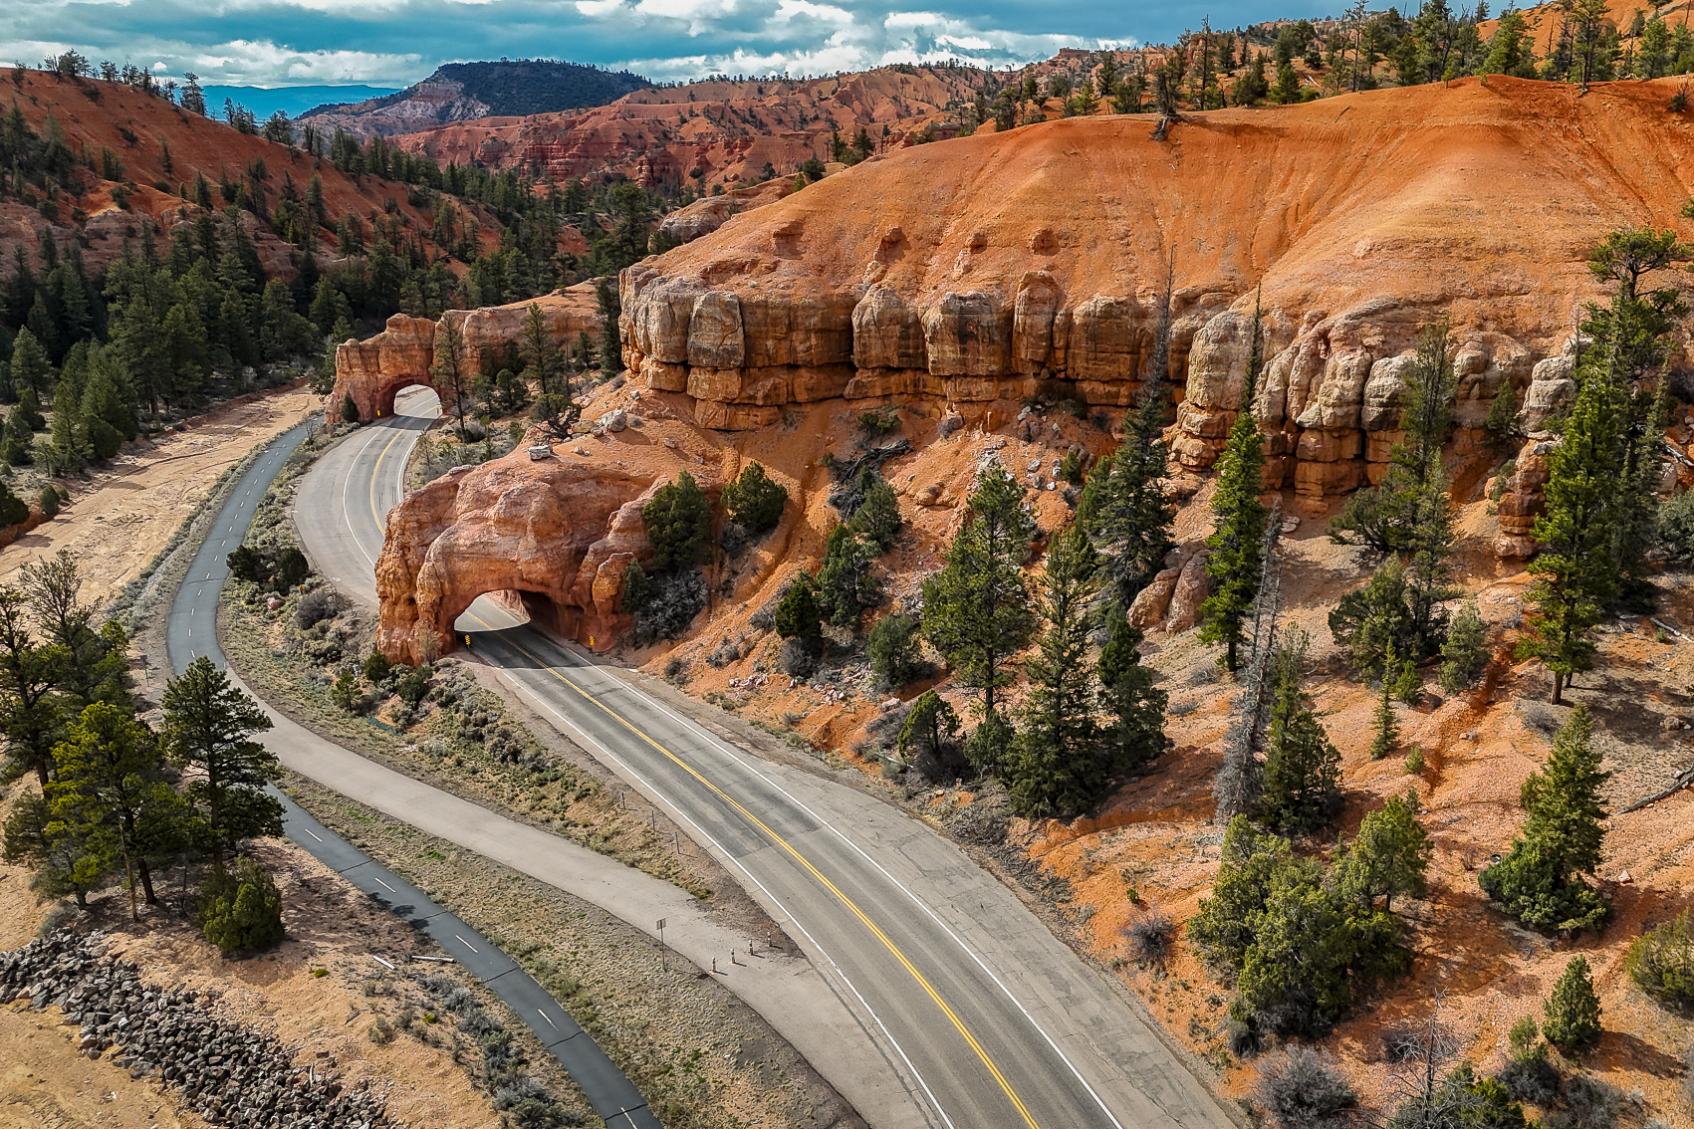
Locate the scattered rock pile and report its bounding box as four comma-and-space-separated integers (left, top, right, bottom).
0, 930, 391, 1129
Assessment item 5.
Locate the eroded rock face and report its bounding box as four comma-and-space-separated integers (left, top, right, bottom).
326, 285, 602, 425
375, 431, 709, 664
612, 78, 1694, 501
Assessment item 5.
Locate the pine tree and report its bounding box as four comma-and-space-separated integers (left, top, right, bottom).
641, 471, 712, 574
921, 463, 1035, 717
1199, 297, 1268, 672
46, 702, 183, 920
1369, 651, 1400, 760
898, 690, 965, 782
1479, 706, 1611, 932
431, 316, 470, 441
0, 585, 63, 787
1097, 609, 1169, 776
1438, 600, 1488, 693
847, 469, 902, 553
1257, 637, 1341, 835
721, 461, 787, 536
1542, 956, 1602, 1053
815, 525, 882, 629
1332, 792, 1431, 913
1080, 384, 1175, 602
1190, 815, 1297, 972
1007, 524, 1106, 819
7, 327, 50, 400
1518, 324, 1627, 703
773, 573, 822, 655
161, 657, 280, 867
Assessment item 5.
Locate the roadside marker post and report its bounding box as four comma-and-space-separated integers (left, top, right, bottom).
656, 918, 666, 947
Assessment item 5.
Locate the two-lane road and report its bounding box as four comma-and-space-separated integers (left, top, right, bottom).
295, 393, 1238, 1129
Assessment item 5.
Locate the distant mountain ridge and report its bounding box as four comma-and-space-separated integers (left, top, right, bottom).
203, 85, 399, 121
299, 59, 650, 139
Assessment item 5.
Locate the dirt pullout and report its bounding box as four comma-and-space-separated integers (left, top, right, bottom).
0, 386, 316, 606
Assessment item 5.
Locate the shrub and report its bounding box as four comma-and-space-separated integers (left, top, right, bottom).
1545, 1073, 1620, 1129
1058, 448, 1086, 485
395, 665, 432, 707
963, 709, 1014, 776
773, 573, 822, 650
199, 857, 284, 954
867, 612, 922, 688
295, 587, 343, 629
36, 485, 58, 517
1626, 912, 1694, 1011
776, 635, 818, 678
0, 480, 28, 527
721, 461, 786, 536
1255, 1047, 1356, 1129
625, 567, 708, 645
1404, 747, 1426, 776
1543, 956, 1603, 1054
1125, 910, 1174, 965
856, 406, 899, 438
815, 525, 882, 628
362, 649, 394, 684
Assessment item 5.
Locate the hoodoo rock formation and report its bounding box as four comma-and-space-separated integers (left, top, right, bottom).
327, 283, 603, 424
618, 77, 1694, 501
374, 414, 719, 664
375, 77, 1694, 659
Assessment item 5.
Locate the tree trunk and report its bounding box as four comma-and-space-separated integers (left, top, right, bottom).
138, 858, 157, 906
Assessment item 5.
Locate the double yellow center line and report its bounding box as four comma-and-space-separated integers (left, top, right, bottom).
361, 412, 1046, 1129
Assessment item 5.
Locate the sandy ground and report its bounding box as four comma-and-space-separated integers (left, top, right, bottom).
0, 386, 318, 605
0, 780, 550, 1129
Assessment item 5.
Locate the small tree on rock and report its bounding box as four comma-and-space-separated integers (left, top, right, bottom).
642, 471, 712, 574
721, 461, 786, 536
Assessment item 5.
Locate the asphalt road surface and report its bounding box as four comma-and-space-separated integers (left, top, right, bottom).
163, 421, 661, 1129
292, 389, 1239, 1129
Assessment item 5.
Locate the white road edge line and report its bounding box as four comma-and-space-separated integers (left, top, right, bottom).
483, 644, 956, 1129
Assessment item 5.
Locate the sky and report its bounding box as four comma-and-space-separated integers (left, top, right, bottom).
2, 0, 1335, 89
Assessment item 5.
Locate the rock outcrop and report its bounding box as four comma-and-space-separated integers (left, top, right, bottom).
616, 77, 1694, 507
374, 421, 713, 664
326, 284, 602, 425
1, 930, 390, 1127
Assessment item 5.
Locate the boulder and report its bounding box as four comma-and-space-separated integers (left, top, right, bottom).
1164, 551, 1211, 633
1128, 565, 1182, 628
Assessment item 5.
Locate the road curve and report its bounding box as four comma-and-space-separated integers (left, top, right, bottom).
297, 393, 1239, 1129
163, 421, 662, 1129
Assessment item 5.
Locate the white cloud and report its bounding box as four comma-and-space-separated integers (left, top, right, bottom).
774, 0, 852, 24
575, 0, 624, 13
196, 38, 422, 83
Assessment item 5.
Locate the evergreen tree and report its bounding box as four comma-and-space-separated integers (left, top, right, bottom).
1080, 382, 1175, 602
46, 702, 182, 920
815, 524, 882, 629
1007, 524, 1106, 819
0, 585, 63, 787
773, 573, 823, 656
1332, 792, 1431, 913
1438, 600, 1488, 693
867, 612, 922, 688
641, 471, 712, 574
1097, 609, 1169, 777
1479, 8, 1536, 75
721, 461, 786, 536
1192, 815, 1296, 972
161, 657, 280, 867
198, 855, 285, 953
1257, 637, 1341, 835
8, 326, 50, 399
431, 316, 470, 441
1199, 298, 1267, 672
1369, 652, 1400, 760
921, 463, 1035, 717
847, 468, 902, 553
1479, 706, 1610, 932
898, 690, 965, 782
1542, 956, 1602, 1053
1518, 325, 1627, 703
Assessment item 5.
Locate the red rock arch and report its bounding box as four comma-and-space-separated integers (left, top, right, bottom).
325, 313, 450, 425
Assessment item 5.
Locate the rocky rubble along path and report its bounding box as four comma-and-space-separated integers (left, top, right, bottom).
0, 930, 390, 1129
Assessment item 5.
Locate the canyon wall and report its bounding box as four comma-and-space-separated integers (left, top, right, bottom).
326, 283, 603, 424
618, 77, 1694, 503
